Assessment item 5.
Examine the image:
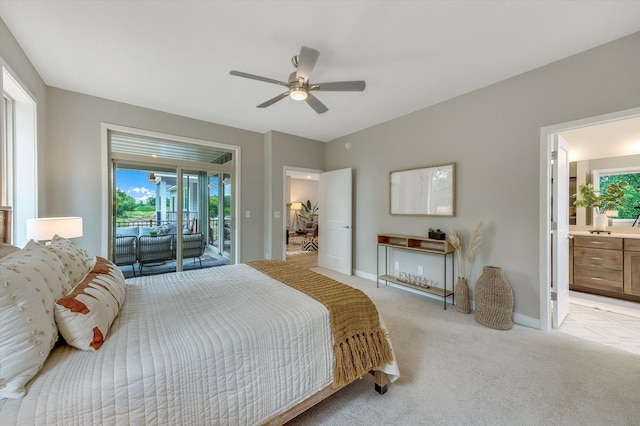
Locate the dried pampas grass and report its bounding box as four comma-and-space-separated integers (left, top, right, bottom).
448, 229, 463, 278
448, 221, 484, 280
465, 221, 483, 279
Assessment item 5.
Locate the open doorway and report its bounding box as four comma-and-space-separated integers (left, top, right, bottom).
541, 107, 640, 354
284, 168, 320, 268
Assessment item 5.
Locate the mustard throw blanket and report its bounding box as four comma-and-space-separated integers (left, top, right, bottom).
247, 260, 394, 385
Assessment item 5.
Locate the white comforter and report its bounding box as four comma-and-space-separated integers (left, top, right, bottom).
0, 264, 398, 425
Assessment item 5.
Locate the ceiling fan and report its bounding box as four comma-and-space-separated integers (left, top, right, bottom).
229, 46, 365, 114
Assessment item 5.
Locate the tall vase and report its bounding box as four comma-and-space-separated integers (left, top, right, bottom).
454, 277, 471, 314
474, 266, 513, 330
593, 212, 608, 231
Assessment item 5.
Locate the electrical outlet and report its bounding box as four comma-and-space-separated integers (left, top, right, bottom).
274, 211, 281, 219
394, 261, 399, 270
418, 266, 424, 275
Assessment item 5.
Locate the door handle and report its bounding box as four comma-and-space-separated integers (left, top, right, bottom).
343, 225, 351, 229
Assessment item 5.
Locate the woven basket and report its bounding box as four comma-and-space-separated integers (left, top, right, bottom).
474, 266, 513, 330
455, 277, 471, 314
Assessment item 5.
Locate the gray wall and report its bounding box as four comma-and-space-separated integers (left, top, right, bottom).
326, 32, 640, 324
45, 87, 268, 260
0, 18, 48, 215
264, 131, 324, 260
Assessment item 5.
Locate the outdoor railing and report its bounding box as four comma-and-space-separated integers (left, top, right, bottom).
116, 214, 231, 245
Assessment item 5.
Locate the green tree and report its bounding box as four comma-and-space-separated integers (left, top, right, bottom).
116, 188, 137, 217
600, 174, 640, 219
209, 196, 219, 218
209, 195, 231, 218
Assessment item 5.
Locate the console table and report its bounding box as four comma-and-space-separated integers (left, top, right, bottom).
377, 234, 455, 309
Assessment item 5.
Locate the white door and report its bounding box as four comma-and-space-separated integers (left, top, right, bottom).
552, 134, 570, 328
318, 168, 352, 275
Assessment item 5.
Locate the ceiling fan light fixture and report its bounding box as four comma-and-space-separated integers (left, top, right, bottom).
290, 88, 308, 101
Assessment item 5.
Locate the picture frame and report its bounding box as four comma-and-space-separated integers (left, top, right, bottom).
389, 162, 456, 216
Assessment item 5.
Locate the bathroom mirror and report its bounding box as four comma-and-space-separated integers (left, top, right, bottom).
389, 163, 456, 216
571, 154, 640, 227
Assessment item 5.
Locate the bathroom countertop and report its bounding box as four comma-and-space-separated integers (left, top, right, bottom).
570, 230, 640, 239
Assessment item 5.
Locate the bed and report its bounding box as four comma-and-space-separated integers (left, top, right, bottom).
0, 230, 399, 424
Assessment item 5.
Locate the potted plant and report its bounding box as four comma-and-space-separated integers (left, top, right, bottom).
298, 200, 318, 227
428, 227, 446, 240
573, 182, 628, 230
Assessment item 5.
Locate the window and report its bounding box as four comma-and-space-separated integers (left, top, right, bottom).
595, 167, 640, 224
2, 67, 37, 245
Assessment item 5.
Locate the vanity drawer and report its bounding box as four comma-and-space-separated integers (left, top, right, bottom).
573, 247, 623, 270
573, 266, 623, 292
573, 236, 622, 250
624, 238, 640, 252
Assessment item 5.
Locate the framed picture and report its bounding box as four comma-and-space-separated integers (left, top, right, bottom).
389, 162, 456, 216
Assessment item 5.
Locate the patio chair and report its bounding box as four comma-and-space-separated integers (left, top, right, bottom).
115, 236, 137, 276
180, 232, 206, 268
138, 235, 173, 274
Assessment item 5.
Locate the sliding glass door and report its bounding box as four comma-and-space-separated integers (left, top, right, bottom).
109, 130, 236, 275
208, 172, 232, 258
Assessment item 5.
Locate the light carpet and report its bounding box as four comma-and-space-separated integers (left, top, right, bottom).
287, 267, 640, 426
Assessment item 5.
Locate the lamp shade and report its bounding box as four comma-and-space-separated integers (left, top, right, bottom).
26, 217, 83, 241
290, 202, 303, 210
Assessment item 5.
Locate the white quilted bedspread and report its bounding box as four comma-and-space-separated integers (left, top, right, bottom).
0, 264, 343, 425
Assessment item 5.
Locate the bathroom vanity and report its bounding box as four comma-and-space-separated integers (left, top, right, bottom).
569, 232, 640, 302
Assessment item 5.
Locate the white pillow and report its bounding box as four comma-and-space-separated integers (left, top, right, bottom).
55, 256, 125, 351
17, 240, 72, 300
0, 243, 21, 259
0, 243, 66, 399
48, 235, 92, 289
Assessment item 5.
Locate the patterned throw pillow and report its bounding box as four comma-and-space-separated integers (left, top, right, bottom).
48, 235, 92, 289
55, 256, 126, 351
0, 243, 67, 399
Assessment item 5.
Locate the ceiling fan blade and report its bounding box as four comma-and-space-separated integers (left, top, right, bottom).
257, 92, 290, 108
230, 70, 288, 87
305, 93, 329, 114
295, 46, 320, 82
311, 80, 366, 91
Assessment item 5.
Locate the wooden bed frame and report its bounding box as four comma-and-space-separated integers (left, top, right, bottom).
0, 206, 11, 244
267, 370, 390, 425
0, 205, 390, 423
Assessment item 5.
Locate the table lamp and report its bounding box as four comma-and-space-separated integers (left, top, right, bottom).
26, 217, 83, 242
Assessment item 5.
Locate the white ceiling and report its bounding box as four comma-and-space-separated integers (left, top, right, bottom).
560, 116, 640, 162
2, 1, 640, 142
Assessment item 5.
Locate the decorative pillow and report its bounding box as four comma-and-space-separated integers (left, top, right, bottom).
17, 240, 70, 300
48, 235, 92, 289
116, 226, 138, 237
138, 226, 157, 236
0, 243, 66, 399
0, 243, 21, 259
55, 256, 125, 351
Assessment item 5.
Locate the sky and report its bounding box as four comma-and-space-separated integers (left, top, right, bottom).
117, 170, 230, 204
116, 170, 156, 204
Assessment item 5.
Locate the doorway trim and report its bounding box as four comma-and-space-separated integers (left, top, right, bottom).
100, 123, 242, 263
539, 106, 640, 331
